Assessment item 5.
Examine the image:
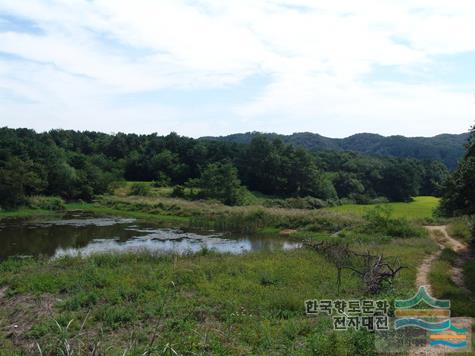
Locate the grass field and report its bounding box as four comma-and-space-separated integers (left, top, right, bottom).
0, 234, 436, 355
0, 250, 363, 354
326, 196, 439, 220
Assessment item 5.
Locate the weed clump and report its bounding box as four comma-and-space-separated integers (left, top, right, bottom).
128, 182, 151, 197
361, 206, 425, 238
27, 196, 65, 211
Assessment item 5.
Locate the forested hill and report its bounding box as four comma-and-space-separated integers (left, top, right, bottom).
0, 127, 451, 208
202, 132, 469, 170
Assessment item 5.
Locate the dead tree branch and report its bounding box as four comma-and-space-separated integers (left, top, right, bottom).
305, 240, 406, 294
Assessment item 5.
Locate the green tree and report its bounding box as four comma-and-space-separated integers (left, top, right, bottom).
0, 156, 45, 209
439, 126, 475, 216
199, 162, 245, 205
419, 160, 449, 196
377, 160, 422, 202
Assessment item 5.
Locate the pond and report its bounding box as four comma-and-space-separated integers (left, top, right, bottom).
0, 212, 302, 260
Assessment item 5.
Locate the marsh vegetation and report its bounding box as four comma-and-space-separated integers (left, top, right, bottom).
0, 126, 474, 354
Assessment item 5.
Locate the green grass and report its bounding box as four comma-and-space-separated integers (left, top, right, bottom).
0, 233, 436, 355
65, 202, 189, 225
114, 181, 196, 199
0, 208, 58, 220
447, 216, 473, 243
464, 259, 475, 294
429, 249, 475, 317
68, 195, 364, 235
326, 196, 439, 220
0, 250, 367, 354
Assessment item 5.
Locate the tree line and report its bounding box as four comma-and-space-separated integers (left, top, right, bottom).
204, 131, 468, 169
0, 127, 450, 208
439, 125, 475, 216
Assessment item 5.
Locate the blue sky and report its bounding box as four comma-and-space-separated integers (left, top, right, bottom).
0, 0, 474, 137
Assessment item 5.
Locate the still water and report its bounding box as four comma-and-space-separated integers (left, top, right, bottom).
0, 212, 301, 259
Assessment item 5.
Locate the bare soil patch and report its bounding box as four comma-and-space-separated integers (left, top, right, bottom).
0, 289, 57, 352
421, 226, 469, 290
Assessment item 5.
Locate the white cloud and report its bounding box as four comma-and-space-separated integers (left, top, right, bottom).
0, 0, 474, 137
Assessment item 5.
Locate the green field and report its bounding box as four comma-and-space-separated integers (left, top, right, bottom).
0, 236, 435, 355
326, 196, 439, 220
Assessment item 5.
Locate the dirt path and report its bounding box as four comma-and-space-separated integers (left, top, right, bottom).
415, 250, 441, 295
409, 227, 470, 355
417, 225, 469, 292
425, 225, 467, 253
0, 286, 7, 300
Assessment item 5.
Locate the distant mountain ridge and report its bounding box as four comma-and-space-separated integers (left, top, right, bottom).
201, 131, 469, 169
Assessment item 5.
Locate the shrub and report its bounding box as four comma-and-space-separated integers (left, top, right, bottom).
447, 217, 472, 243
349, 193, 372, 204
362, 205, 425, 238
107, 180, 127, 194
171, 185, 186, 198
198, 162, 246, 205
128, 182, 150, 196
27, 196, 65, 211
263, 196, 328, 210
151, 173, 171, 187
95, 305, 135, 329
464, 260, 475, 293
369, 196, 390, 204
439, 248, 458, 264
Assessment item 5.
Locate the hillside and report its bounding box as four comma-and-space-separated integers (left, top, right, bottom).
202, 132, 469, 169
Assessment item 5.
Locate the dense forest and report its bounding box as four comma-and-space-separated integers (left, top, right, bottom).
439, 126, 475, 216
0, 127, 452, 209
203, 131, 468, 169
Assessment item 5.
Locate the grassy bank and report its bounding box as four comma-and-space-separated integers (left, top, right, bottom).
0, 235, 434, 355
0, 208, 58, 220
66, 202, 190, 225
2, 194, 439, 230
325, 196, 439, 221
80, 195, 363, 234
447, 216, 473, 244
2, 194, 435, 238
428, 248, 475, 318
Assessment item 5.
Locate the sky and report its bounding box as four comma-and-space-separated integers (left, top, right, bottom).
0, 0, 474, 138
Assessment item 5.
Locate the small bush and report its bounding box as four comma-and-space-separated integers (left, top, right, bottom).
464, 260, 475, 293
362, 205, 425, 238
151, 173, 171, 187
349, 193, 373, 204
171, 185, 186, 198
368, 196, 390, 204
62, 291, 98, 311
95, 305, 135, 329
27, 196, 65, 211
107, 180, 127, 194
128, 182, 150, 196
263, 196, 328, 210
339, 197, 356, 205
470, 216, 475, 244
447, 217, 472, 243
439, 248, 458, 264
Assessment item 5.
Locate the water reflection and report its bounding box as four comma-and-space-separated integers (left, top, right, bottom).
0, 214, 302, 259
